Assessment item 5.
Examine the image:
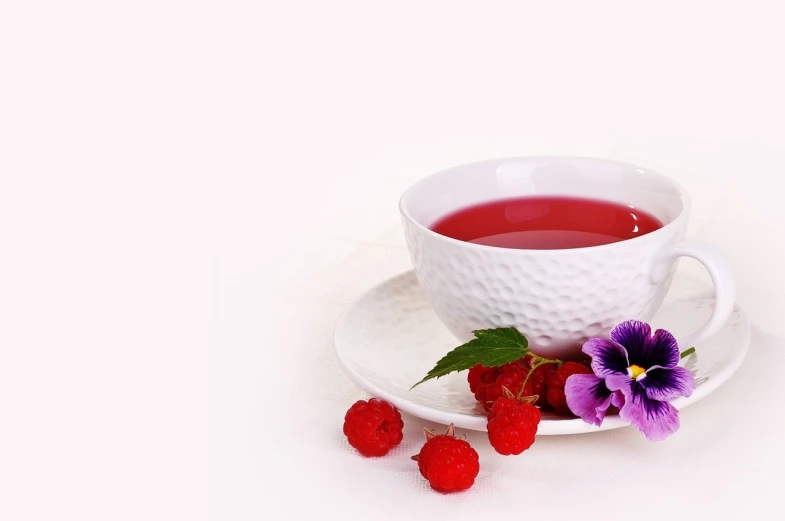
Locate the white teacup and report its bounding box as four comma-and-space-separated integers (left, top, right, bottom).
400, 156, 735, 359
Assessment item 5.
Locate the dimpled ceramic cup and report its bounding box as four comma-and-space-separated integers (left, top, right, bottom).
400, 156, 735, 359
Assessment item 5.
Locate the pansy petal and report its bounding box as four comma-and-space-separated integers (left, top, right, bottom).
610, 320, 651, 364
583, 338, 629, 377
597, 389, 625, 424
638, 328, 680, 369
641, 366, 695, 401
619, 382, 681, 442
610, 389, 625, 408
565, 374, 614, 426
611, 320, 680, 369
604, 372, 632, 394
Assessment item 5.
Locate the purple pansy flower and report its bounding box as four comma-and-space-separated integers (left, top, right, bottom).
565, 320, 695, 441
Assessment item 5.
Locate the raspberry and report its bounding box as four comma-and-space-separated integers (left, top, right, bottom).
477, 380, 505, 409
467, 364, 500, 394
472, 359, 557, 411
520, 362, 558, 407
474, 362, 526, 411
343, 398, 404, 456
486, 394, 519, 422
486, 397, 541, 455
496, 363, 526, 395
546, 361, 592, 415
413, 424, 480, 493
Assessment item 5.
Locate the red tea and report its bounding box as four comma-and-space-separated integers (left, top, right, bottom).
430, 196, 663, 250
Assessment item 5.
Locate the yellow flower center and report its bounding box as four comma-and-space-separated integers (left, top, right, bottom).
628, 364, 647, 380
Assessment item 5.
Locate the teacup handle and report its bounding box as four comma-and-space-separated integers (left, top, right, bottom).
655, 240, 736, 348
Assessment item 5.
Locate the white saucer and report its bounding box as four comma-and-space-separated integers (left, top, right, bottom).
334, 270, 751, 435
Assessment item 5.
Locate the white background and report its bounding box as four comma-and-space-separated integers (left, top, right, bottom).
1, 1, 784, 520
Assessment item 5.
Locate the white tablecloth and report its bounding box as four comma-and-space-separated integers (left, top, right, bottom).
213, 2, 785, 515
225, 183, 785, 519
3, 2, 785, 520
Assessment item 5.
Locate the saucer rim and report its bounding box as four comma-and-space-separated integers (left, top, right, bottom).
333, 270, 752, 435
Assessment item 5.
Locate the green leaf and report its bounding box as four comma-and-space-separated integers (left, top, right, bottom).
411, 328, 530, 388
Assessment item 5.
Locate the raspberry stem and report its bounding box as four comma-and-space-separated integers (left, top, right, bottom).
680, 347, 696, 359
516, 354, 562, 400
527, 352, 560, 365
